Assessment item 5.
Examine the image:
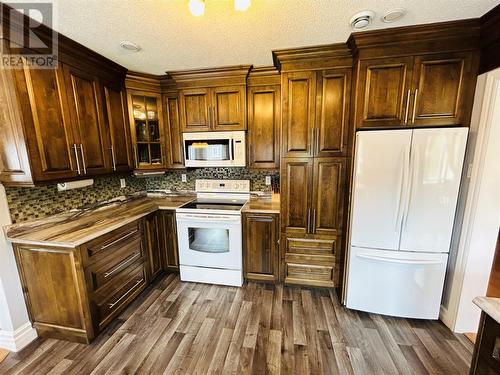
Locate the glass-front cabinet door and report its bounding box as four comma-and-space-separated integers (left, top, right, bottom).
128, 91, 165, 170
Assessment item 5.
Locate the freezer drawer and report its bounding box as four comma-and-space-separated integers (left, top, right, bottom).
345, 246, 448, 319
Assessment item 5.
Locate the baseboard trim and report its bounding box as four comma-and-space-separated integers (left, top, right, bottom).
0, 322, 38, 352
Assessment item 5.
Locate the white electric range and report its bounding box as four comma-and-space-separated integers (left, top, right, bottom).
175, 179, 250, 287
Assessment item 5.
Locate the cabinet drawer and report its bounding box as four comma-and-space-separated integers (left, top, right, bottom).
92, 262, 147, 329
86, 235, 144, 292
83, 222, 141, 265
285, 237, 337, 256
285, 263, 335, 287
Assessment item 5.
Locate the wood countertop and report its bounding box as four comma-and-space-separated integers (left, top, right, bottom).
4, 195, 195, 248
242, 194, 280, 214
473, 296, 500, 324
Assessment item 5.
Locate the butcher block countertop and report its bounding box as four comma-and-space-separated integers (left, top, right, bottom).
473, 296, 500, 324
4, 194, 194, 249
242, 194, 280, 214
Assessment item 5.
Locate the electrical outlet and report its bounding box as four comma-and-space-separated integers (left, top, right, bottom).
265, 176, 272, 186
181, 174, 187, 182
120, 178, 126, 188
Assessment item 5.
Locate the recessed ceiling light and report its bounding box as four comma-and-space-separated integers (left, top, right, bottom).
119, 40, 141, 52
349, 11, 376, 30
189, 0, 205, 16
235, 0, 251, 12
382, 8, 407, 23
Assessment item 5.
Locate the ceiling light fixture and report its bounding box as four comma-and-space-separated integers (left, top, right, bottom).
119, 40, 141, 52
234, 0, 251, 12
382, 8, 407, 23
189, 0, 205, 16
349, 10, 375, 30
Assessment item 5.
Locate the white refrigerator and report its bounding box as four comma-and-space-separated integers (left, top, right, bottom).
345, 127, 468, 319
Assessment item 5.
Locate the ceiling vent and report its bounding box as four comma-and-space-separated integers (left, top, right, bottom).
349, 10, 375, 30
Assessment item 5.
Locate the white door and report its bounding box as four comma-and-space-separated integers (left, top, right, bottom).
346, 246, 448, 319
350, 130, 412, 250
176, 213, 242, 270
400, 128, 468, 253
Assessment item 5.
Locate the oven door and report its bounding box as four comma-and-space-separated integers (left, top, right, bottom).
176, 213, 242, 270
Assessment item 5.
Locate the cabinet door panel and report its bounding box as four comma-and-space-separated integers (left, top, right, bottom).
312, 158, 346, 236
179, 88, 210, 132
212, 86, 246, 131
243, 213, 279, 282
282, 72, 315, 157
103, 83, 131, 172
143, 213, 162, 280
159, 211, 179, 272
357, 57, 413, 128
164, 95, 184, 168
281, 158, 313, 234
247, 85, 280, 169
412, 53, 472, 126
316, 69, 351, 157
20, 65, 78, 180
65, 66, 109, 174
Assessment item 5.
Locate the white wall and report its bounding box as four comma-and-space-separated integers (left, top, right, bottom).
0, 184, 37, 350
441, 68, 500, 333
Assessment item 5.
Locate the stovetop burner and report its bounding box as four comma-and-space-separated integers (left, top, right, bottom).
179, 199, 245, 211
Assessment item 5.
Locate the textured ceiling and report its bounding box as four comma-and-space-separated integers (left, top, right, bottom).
10, 0, 499, 74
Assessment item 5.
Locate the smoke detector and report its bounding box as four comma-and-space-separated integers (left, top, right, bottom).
119, 40, 141, 52
350, 10, 375, 30
382, 8, 407, 23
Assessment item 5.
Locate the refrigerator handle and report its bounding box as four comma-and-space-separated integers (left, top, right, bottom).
356, 253, 444, 265
402, 145, 420, 231
395, 146, 410, 231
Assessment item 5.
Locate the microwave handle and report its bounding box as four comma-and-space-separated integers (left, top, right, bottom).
229, 138, 234, 161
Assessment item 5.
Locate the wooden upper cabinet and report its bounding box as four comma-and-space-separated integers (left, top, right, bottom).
356, 57, 414, 128
315, 69, 351, 157
411, 52, 472, 126
102, 82, 132, 172
282, 72, 316, 157
64, 65, 110, 175
311, 158, 345, 236
243, 213, 280, 283
164, 94, 184, 168
179, 88, 210, 132
247, 84, 280, 169
18, 64, 79, 181
127, 91, 166, 170
281, 158, 313, 235
211, 86, 246, 131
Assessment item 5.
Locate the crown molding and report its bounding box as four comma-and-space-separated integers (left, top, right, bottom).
480, 4, 500, 73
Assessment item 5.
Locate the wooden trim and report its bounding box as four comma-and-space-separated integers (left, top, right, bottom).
480, 4, 500, 73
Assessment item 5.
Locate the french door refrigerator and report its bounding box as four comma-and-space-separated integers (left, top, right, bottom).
345, 127, 468, 319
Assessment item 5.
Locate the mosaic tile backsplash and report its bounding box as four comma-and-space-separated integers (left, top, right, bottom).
5, 168, 279, 224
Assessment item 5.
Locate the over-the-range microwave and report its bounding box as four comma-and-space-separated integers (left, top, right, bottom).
183, 131, 246, 168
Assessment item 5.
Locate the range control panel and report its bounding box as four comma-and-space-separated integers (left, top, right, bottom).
195, 179, 250, 193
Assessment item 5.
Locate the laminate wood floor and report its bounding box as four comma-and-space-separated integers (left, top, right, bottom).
0, 274, 473, 374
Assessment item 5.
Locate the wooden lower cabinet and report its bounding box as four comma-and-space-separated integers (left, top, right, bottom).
158, 210, 180, 272
13, 215, 175, 344
283, 234, 339, 288
243, 212, 280, 283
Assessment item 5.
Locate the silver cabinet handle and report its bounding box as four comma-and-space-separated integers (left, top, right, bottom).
312, 208, 316, 233
108, 278, 143, 308
73, 144, 81, 175
100, 229, 139, 250
79, 144, 87, 174
307, 208, 311, 233
110, 145, 116, 171
104, 252, 141, 278
133, 145, 138, 168
412, 89, 418, 123
404, 89, 411, 124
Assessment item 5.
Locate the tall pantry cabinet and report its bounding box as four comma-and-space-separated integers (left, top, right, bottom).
275, 45, 353, 288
